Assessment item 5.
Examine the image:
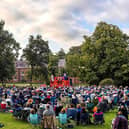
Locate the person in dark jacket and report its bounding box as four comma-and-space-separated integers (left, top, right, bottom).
119, 104, 128, 120
67, 104, 77, 120
80, 107, 91, 125
113, 111, 128, 129
71, 94, 78, 106
76, 104, 82, 125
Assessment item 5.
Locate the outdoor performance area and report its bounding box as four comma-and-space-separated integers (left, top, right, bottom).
0, 0, 129, 129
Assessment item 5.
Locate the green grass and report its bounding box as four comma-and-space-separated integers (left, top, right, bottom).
0, 111, 116, 129
0, 113, 32, 129
0, 83, 42, 87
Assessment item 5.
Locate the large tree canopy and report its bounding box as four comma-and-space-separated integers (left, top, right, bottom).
66, 22, 129, 86
0, 20, 20, 84
23, 35, 49, 84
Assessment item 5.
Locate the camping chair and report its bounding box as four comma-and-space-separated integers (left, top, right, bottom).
28, 113, 41, 125
0, 103, 6, 112
42, 115, 56, 129
21, 109, 30, 121
37, 107, 45, 118
13, 109, 22, 119
56, 114, 74, 129
6, 101, 11, 108
94, 113, 104, 125
80, 112, 90, 125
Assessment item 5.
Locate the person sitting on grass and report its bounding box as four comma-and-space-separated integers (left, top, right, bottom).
80, 107, 91, 125
93, 107, 104, 124
76, 104, 82, 125
87, 100, 94, 113
58, 108, 68, 125
118, 104, 128, 120
124, 95, 129, 107
28, 108, 40, 125
67, 104, 77, 120
71, 94, 79, 106
98, 97, 108, 113
54, 103, 63, 116
112, 111, 128, 129
27, 97, 33, 108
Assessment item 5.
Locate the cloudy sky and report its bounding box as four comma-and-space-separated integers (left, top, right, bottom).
0, 0, 129, 53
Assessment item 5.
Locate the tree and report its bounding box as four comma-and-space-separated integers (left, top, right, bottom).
81, 22, 129, 86
57, 48, 65, 59
23, 35, 49, 84
68, 46, 81, 55
0, 20, 20, 85
65, 45, 81, 78
66, 54, 80, 77
48, 52, 59, 76
99, 78, 114, 86
66, 22, 129, 86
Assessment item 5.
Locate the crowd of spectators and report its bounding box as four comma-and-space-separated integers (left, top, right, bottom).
0, 85, 129, 129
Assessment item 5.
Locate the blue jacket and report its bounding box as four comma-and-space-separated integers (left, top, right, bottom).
67, 108, 77, 120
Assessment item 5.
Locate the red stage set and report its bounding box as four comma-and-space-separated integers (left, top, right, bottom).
50, 76, 70, 88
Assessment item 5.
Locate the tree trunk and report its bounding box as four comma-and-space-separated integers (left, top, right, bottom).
30, 65, 34, 86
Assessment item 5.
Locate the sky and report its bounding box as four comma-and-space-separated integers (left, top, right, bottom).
0, 0, 129, 53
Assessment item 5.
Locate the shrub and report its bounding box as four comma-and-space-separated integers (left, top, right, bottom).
99, 78, 114, 86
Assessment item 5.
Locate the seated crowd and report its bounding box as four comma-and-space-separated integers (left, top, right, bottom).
0, 85, 129, 129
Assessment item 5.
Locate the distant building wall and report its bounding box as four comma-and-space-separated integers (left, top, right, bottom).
69, 77, 80, 85
12, 60, 30, 82
58, 59, 66, 68
12, 68, 30, 82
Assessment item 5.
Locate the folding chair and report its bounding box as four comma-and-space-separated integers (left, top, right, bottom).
94, 113, 104, 125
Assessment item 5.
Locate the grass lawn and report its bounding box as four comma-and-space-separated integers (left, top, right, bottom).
0, 111, 116, 129
0, 113, 32, 129
0, 83, 42, 87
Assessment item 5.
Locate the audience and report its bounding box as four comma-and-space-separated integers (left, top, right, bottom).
0, 85, 129, 128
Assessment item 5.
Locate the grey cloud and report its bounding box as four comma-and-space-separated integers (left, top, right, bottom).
0, 0, 129, 52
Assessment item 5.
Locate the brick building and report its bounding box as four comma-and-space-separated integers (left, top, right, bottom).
12, 60, 30, 82
12, 60, 80, 85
